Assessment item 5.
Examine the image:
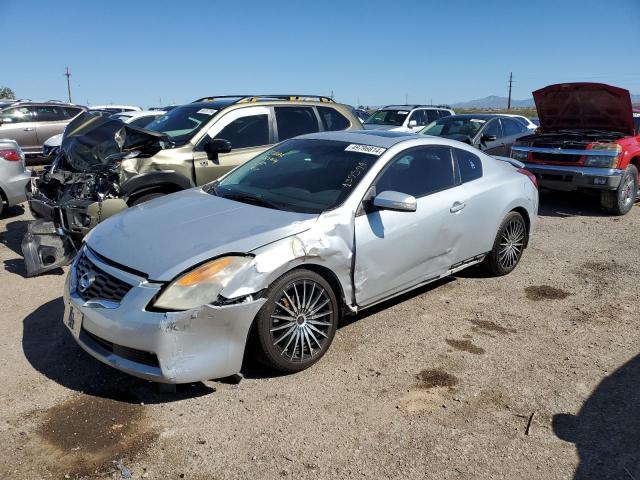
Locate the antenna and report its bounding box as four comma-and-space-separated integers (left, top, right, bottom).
64, 67, 72, 103
507, 72, 513, 110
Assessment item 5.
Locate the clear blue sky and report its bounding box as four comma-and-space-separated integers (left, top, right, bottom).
2, 0, 639, 108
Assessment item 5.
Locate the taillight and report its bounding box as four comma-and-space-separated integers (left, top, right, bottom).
517, 167, 538, 189
0, 149, 21, 161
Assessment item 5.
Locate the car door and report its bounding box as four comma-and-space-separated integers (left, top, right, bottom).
0, 106, 38, 153
34, 105, 72, 150
501, 117, 529, 152
194, 106, 273, 185
475, 119, 505, 155
354, 145, 465, 307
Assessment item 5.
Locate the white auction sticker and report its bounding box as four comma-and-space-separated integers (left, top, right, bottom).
345, 144, 387, 156
197, 108, 217, 115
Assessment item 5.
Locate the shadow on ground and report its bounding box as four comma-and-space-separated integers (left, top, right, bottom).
22, 297, 214, 403
553, 354, 640, 479
538, 190, 615, 218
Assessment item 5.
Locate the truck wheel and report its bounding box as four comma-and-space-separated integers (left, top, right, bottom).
482, 211, 527, 276
600, 164, 638, 215
129, 192, 166, 206
255, 269, 339, 373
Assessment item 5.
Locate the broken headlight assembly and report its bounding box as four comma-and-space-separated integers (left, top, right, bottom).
585, 143, 622, 168
151, 255, 252, 311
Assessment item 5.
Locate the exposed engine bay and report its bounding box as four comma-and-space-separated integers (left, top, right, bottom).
23, 112, 169, 276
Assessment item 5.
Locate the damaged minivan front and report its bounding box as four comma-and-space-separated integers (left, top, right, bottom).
23, 113, 171, 276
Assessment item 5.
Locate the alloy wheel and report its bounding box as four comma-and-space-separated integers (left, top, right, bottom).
269, 280, 334, 362
498, 217, 525, 270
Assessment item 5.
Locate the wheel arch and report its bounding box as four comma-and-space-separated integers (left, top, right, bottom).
289, 263, 348, 317
121, 171, 194, 205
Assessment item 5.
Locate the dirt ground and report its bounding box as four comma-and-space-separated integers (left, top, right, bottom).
0, 190, 638, 480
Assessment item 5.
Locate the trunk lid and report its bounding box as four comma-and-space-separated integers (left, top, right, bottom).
533, 83, 634, 136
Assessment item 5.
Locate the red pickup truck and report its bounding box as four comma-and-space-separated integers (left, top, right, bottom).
511, 83, 640, 215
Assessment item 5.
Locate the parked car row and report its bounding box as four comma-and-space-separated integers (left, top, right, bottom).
0, 83, 637, 387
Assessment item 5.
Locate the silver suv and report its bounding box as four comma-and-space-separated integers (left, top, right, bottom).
0, 101, 86, 155
364, 104, 455, 133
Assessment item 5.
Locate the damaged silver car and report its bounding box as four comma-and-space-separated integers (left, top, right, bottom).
63, 130, 538, 383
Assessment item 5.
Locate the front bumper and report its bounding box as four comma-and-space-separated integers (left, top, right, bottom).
523, 163, 623, 191
63, 247, 266, 383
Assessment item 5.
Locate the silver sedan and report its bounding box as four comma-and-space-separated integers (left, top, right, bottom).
63, 130, 538, 383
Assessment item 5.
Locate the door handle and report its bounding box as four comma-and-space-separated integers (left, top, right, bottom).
450, 201, 466, 213
23, 128, 34, 132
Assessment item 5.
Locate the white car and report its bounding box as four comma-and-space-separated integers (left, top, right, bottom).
363, 105, 455, 133
502, 114, 538, 131
42, 110, 165, 158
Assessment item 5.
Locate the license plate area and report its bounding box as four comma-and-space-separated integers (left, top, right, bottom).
65, 305, 83, 338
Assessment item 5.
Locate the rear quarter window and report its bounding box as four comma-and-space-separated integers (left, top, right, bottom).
454, 148, 483, 183
275, 106, 320, 140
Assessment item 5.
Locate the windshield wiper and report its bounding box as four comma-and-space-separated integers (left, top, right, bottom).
218, 191, 282, 210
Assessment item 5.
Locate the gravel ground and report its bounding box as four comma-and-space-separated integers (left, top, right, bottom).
0, 191, 638, 480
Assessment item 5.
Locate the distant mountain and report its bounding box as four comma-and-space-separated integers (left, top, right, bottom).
454, 93, 640, 109
452, 95, 534, 109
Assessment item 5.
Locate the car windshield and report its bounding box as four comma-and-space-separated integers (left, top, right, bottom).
206, 138, 383, 214
145, 105, 217, 146
364, 109, 409, 126
420, 117, 487, 137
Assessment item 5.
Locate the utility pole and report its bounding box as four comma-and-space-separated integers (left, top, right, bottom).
507, 72, 513, 110
64, 67, 72, 103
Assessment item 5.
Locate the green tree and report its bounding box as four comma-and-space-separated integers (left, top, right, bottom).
0, 87, 15, 99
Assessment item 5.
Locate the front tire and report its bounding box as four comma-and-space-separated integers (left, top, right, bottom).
482, 211, 527, 276
600, 164, 638, 216
255, 269, 339, 373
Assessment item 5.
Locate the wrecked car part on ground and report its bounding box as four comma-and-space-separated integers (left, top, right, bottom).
63, 130, 538, 383
23, 113, 169, 276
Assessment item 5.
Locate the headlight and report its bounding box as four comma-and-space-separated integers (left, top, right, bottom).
152, 255, 252, 311
511, 148, 529, 161
585, 143, 621, 168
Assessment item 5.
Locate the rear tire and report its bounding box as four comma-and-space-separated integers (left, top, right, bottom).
600, 164, 638, 216
482, 211, 527, 276
129, 191, 166, 206
255, 269, 339, 373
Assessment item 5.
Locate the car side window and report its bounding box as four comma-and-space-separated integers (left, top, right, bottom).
454, 148, 483, 183
483, 119, 502, 138
425, 110, 439, 123
0, 106, 34, 123
318, 106, 350, 131
63, 107, 82, 119
36, 106, 67, 122
409, 110, 426, 126
503, 118, 526, 136
437, 109, 452, 119
275, 106, 320, 141
375, 146, 455, 198
214, 114, 269, 149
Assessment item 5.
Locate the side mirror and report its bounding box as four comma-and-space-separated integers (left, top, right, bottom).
204, 138, 232, 162
481, 134, 497, 143
408, 120, 418, 128
372, 190, 417, 212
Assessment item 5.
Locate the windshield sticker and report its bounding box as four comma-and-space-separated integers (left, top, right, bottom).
345, 144, 386, 156
470, 119, 486, 123
342, 161, 369, 188
197, 108, 217, 115
397, 111, 409, 114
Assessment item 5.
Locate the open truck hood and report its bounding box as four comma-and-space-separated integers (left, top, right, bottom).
61, 112, 168, 172
533, 83, 635, 136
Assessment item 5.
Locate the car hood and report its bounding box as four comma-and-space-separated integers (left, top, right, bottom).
60, 112, 169, 172
533, 83, 634, 135
86, 188, 318, 281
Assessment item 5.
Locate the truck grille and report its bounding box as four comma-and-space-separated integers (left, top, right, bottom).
531, 151, 583, 163
75, 252, 133, 303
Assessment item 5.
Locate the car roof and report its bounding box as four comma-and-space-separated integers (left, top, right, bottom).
298, 130, 419, 148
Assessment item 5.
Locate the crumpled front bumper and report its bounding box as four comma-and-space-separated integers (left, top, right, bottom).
21, 219, 76, 277
63, 247, 266, 383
